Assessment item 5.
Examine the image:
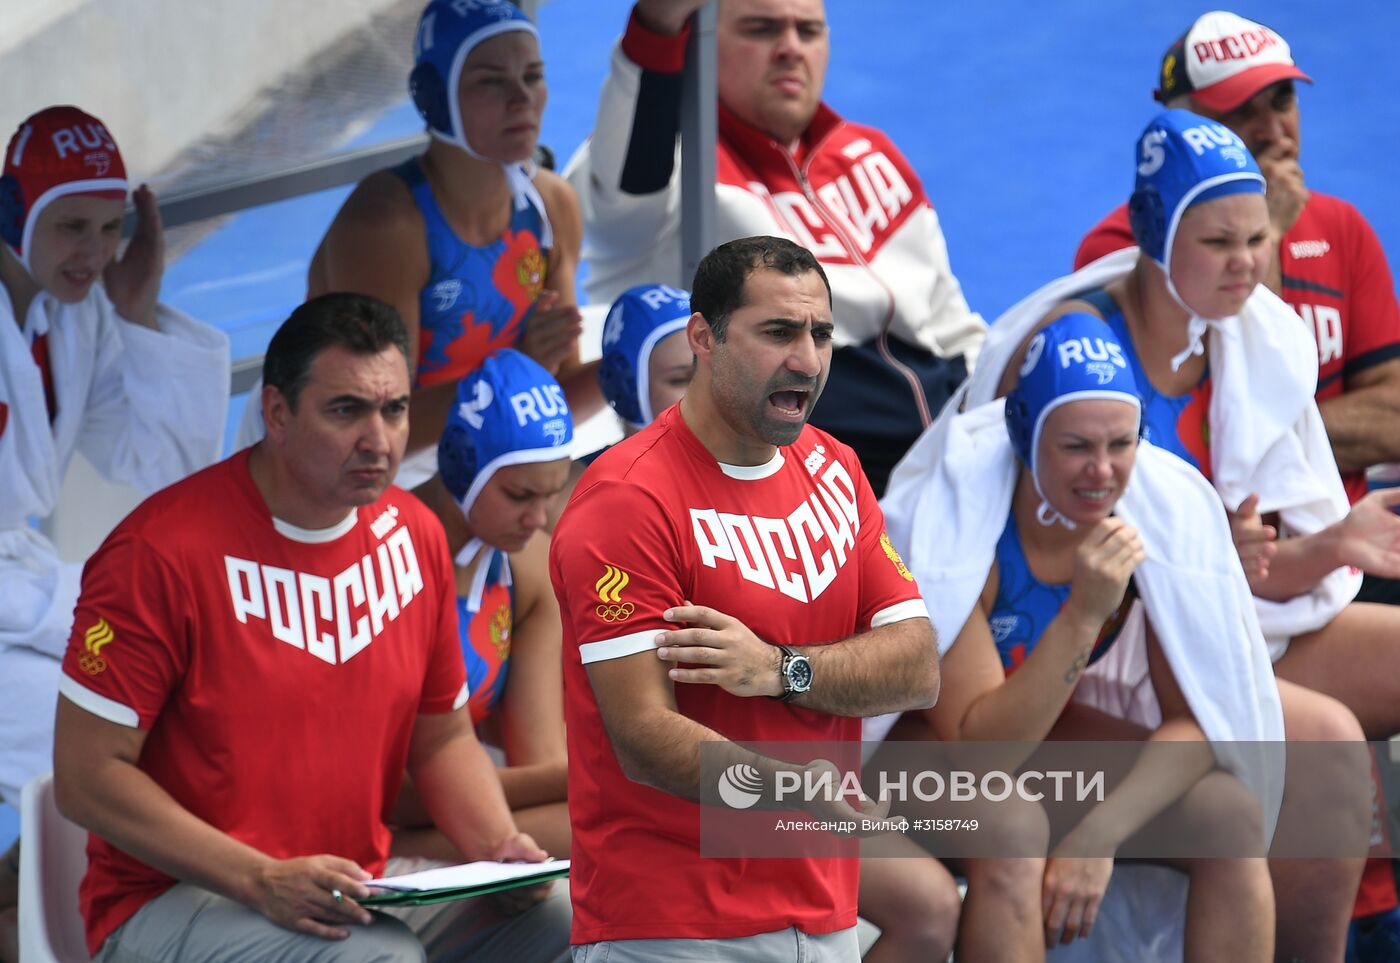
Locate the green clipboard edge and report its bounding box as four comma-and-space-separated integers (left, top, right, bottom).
359, 866, 571, 907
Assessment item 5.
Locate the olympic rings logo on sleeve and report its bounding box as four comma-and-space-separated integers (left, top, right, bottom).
594, 564, 635, 623
595, 602, 636, 622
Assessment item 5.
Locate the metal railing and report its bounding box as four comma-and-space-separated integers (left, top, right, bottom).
133, 134, 428, 393
679, 2, 717, 287
143, 2, 716, 398
133, 134, 428, 235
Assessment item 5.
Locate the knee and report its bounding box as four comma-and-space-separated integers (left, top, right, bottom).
866, 862, 961, 943
961, 798, 1049, 901
860, 853, 960, 954
978, 796, 1050, 857
961, 856, 1046, 906
866, 902, 960, 958
1283, 686, 1365, 743
1179, 771, 1268, 856
1281, 687, 1371, 814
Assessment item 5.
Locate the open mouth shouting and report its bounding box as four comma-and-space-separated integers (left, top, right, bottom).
768, 388, 812, 421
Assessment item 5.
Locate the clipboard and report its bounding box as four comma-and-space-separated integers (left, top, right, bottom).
358, 859, 570, 907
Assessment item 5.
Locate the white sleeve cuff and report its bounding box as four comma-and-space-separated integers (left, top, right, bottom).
870, 598, 929, 629
580, 630, 658, 664
59, 675, 140, 728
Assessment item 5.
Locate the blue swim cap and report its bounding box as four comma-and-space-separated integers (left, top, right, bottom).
410, 0, 538, 155
1005, 313, 1143, 527
439, 348, 573, 517
598, 283, 692, 428
1128, 109, 1265, 272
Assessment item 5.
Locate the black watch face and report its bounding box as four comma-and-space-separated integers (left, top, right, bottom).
788, 656, 813, 692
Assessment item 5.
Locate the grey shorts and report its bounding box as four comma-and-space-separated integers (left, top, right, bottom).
571, 925, 859, 963
95, 861, 571, 963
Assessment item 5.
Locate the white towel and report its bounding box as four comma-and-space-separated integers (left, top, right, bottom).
952, 249, 1358, 655
883, 400, 1284, 794
881, 399, 1285, 963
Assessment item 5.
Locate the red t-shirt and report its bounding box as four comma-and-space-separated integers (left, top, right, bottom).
1075, 194, 1400, 503
59, 450, 467, 954
550, 406, 928, 944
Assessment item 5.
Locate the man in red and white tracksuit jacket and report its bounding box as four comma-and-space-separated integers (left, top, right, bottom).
564, 0, 986, 494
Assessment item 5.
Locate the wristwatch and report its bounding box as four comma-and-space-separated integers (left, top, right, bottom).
773, 644, 813, 702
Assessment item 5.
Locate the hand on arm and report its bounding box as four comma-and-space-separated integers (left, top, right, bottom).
590, 641, 740, 801
103, 185, 163, 329
589, 647, 890, 827
53, 698, 375, 940
654, 603, 938, 716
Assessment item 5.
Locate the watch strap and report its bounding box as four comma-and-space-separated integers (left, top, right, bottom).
774, 644, 797, 702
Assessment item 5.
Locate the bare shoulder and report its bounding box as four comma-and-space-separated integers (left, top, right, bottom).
533, 168, 582, 223
315, 168, 429, 301
510, 530, 556, 613
330, 169, 423, 237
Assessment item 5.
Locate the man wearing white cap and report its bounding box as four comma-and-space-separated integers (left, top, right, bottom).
1076, 11, 1400, 522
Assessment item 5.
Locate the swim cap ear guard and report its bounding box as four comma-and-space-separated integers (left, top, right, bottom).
1004, 390, 1033, 468
597, 352, 639, 426
1127, 183, 1165, 268
409, 60, 453, 137
1005, 313, 1144, 529
0, 175, 23, 250
437, 417, 482, 507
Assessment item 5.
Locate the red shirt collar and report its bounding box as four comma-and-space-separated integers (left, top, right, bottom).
717, 100, 844, 169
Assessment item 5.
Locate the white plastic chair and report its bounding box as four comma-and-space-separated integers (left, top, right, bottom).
18, 773, 91, 962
